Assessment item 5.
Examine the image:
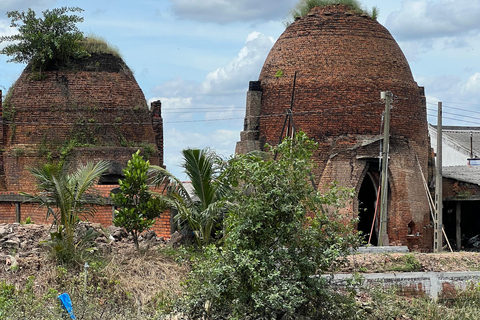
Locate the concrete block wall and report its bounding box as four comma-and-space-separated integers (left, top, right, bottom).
333, 271, 480, 300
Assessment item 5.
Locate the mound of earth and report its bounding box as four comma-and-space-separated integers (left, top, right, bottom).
0, 223, 186, 296
341, 251, 480, 273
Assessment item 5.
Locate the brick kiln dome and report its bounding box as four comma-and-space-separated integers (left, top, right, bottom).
237, 4, 432, 250
256, 4, 427, 147
0, 53, 163, 192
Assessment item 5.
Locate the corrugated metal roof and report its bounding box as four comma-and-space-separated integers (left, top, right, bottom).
431, 125, 480, 158
443, 166, 480, 186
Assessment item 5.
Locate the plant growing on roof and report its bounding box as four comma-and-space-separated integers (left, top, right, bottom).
285, 0, 378, 26
0, 7, 87, 73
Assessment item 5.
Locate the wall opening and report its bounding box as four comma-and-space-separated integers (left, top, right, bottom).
444, 200, 480, 250
358, 169, 379, 245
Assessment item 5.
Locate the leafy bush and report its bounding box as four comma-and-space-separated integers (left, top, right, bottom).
0, 7, 87, 72
112, 150, 166, 250
177, 132, 362, 319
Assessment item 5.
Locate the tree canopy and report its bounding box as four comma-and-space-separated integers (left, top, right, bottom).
0, 7, 87, 72
150, 148, 227, 246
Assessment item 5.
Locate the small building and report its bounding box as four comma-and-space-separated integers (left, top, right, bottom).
430, 124, 480, 250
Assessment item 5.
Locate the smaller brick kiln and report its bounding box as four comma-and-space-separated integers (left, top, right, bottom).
236, 5, 433, 250
0, 53, 171, 237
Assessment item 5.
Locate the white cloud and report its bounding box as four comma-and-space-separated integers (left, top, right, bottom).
387, 0, 480, 41
200, 32, 274, 94
152, 31, 275, 177
169, 0, 296, 24
0, 20, 17, 50
462, 73, 480, 95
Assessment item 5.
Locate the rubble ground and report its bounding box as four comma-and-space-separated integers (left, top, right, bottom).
0, 222, 187, 302
341, 251, 480, 273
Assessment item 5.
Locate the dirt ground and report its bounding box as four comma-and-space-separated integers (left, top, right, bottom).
0, 222, 187, 301
2, 222, 480, 286
341, 251, 480, 273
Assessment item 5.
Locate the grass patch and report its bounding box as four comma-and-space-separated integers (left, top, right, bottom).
81, 35, 121, 57
0, 248, 188, 319
389, 253, 423, 272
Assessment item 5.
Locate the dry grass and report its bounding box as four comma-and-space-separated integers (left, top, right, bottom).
80, 35, 121, 57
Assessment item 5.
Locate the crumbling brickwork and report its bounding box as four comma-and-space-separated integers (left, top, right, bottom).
0, 53, 169, 238
236, 5, 432, 250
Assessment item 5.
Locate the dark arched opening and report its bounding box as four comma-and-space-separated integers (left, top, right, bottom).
358, 172, 379, 245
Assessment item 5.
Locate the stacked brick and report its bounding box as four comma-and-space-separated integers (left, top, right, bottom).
0, 53, 171, 238
236, 5, 432, 250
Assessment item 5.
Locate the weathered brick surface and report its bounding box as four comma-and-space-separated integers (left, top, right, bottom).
2, 53, 164, 192
0, 187, 172, 239
237, 5, 432, 250
0, 53, 170, 238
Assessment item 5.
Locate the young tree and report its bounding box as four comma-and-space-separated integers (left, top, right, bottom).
0, 7, 87, 72
150, 148, 227, 246
26, 160, 110, 263
112, 151, 165, 250
178, 132, 362, 319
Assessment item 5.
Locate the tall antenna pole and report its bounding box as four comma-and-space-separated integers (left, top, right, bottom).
378, 91, 392, 246
434, 102, 443, 252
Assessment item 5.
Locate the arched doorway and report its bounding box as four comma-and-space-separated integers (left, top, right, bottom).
358, 171, 379, 245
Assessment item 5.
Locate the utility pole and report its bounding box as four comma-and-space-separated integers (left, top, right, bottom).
378, 91, 392, 246
434, 102, 443, 252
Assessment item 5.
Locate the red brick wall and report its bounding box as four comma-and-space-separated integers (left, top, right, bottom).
0, 54, 169, 238
1, 56, 163, 192
0, 185, 172, 239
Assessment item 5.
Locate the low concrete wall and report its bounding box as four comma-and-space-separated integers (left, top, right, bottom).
333, 271, 480, 300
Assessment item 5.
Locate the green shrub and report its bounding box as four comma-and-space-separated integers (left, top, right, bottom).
177, 132, 362, 319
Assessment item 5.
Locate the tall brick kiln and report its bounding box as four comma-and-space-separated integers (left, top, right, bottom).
236, 5, 433, 250
0, 53, 171, 237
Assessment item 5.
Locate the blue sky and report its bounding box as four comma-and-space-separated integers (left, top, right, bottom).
1, 0, 480, 179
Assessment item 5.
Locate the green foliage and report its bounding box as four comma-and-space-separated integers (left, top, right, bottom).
24, 160, 109, 264
112, 150, 165, 250
178, 132, 361, 319
151, 148, 228, 246
22, 216, 34, 224
388, 253, 423, 272
285, 0, 378, 26
136, 142, 156, 160
365, 283, 480, 319
2, 86, 16, 121
0, 7, 87, 72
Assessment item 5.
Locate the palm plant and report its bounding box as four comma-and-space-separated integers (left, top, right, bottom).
150, 148, 228, 246
24, 160, 109, 261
